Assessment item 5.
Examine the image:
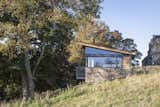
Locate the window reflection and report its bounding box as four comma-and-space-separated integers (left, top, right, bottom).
85, 47, 123, 68
87, 57, 122, 68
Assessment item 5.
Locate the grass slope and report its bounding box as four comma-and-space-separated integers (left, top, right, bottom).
2, 73, 160, 107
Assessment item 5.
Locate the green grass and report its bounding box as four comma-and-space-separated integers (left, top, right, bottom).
2, 72, 160, 107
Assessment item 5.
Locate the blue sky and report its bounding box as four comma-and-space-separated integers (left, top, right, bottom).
100, 0, 160, 61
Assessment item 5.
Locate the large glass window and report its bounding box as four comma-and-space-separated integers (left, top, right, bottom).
85, 47, 123, 68
87, 57, 122, 68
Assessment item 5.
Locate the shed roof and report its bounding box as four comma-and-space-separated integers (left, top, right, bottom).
78, 42, 136, 55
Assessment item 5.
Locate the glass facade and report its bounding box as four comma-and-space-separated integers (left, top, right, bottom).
85, 47, 123, 68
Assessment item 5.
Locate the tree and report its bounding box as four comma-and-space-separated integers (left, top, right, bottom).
0, 0, 75, 99
0, 0, 104, 99
67, 15, 110, 64
120, 38, 142, 66
106, 30, 123, 48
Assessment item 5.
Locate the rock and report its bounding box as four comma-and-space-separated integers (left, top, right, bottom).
142, 35, 160, 66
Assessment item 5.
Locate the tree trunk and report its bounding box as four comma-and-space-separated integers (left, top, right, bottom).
22, 70, 29, 100
22, 51, 35, 99
22, 46, 45, 99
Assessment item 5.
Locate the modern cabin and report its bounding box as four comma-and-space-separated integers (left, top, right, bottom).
76, 42, 136, 81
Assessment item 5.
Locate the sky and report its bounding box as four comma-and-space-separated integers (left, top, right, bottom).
100, 0, 160, 63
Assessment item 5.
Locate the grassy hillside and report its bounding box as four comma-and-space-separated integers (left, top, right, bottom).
2, 72, 160, 107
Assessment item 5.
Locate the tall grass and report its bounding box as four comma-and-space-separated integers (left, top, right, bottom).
2, 72, 160, 107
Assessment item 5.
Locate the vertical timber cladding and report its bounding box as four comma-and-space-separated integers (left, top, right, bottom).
122, 55, 131, 70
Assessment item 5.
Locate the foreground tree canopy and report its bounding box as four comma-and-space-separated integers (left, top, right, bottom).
0, 0, 104, 99
0, 0, 141, 100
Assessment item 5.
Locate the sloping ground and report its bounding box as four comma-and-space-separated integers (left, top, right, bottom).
2, 73, 160, 107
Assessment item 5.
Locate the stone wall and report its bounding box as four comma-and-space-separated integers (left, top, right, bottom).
85, 67, 129, 83
132, 66, 160, 74
85, 66, 160, 83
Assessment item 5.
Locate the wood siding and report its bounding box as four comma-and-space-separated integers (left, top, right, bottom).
122, 56, 131, 70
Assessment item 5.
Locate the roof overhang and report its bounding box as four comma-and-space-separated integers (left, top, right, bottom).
77, 42, 136, 56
